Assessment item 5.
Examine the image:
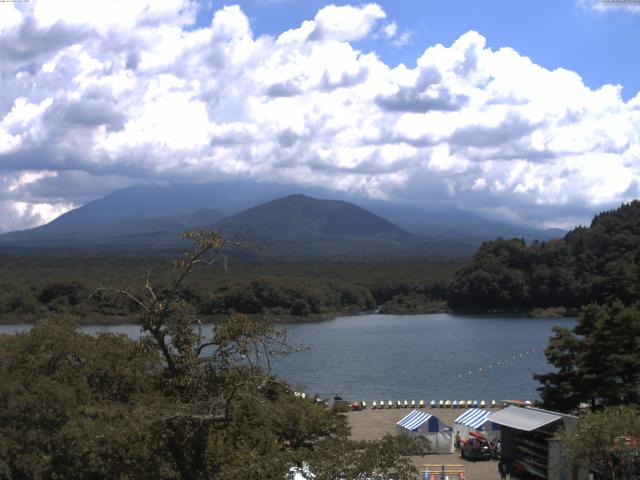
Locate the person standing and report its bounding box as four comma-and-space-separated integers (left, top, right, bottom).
498, 459, 509, 480
455, 431, 461, 453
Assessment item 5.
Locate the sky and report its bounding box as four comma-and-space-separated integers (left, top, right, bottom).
0, 0, 639, 233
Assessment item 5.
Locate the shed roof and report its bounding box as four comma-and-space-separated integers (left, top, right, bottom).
487, 405, 561, 432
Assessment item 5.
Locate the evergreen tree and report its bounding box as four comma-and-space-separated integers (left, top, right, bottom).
535, 301, 640, 412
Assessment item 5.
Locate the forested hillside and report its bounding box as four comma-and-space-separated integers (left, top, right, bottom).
0, 256, 455, 323
448, 201, 640, 311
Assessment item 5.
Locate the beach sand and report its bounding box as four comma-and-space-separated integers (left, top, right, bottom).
347, 407, 503, 480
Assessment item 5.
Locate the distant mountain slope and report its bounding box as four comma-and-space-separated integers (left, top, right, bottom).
0, 181, 566, 259
360, 200, 564, 241
15, 181, 563, 241
0, 210, 226, 248
215, 194, 411, 242
39, 182, 308, 229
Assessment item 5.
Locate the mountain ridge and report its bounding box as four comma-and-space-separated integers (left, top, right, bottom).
0, 183, 566, 259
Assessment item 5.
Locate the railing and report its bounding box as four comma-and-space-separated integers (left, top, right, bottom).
420, 464, 465, 480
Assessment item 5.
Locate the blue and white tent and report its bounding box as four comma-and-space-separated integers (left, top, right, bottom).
396, 410, 451, 453
454, 408, 491, 429
397, 410, 436, 431
451, 408, 499, 452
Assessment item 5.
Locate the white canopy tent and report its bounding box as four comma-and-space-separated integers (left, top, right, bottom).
450, 408, 498, 452
395, 410, 452, 454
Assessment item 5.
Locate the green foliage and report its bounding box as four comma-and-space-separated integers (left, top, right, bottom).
306, 434, 429, 480
0, 231, 428, 479
0, 255, 459, 322
0, 317, 166, 479
205, 276, 376, 317
557, 406, 640, 478
449, 201, 640, 311
535, 301, 640, 412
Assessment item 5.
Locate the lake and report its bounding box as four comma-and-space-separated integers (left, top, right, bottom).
0, 313, 576, 402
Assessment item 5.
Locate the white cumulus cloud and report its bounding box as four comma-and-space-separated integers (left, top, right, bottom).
0, 1, 639, 233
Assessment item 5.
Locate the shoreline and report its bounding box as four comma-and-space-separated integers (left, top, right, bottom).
0, 306, 578, 326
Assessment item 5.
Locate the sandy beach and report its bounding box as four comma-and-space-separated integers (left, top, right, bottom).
347, 407, 503, 480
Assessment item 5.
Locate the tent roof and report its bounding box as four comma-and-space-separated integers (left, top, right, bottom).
487, 406, 561, 432
454, 408, 491, 429
397, 410, 432, 431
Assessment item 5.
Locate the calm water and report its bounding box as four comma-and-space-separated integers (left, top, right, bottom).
0, 314, 576, 402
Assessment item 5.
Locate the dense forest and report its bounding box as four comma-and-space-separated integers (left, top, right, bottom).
4, 201, 640, 322
448, 201, 640, 312
0, 233, 428, 479
0, 255, 454, 323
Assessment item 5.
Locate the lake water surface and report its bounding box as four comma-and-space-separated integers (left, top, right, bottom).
0, 313, 576, 402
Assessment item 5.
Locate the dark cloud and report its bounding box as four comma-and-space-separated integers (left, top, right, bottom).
276, 129, 300, 147
453, 40, 481, 77
449, 113, 536, 148
210, 129, 254, 146
460, 189, 614, 229
319, 67, 368, 91
125, 51, 140, 70
376, 65, 467, 113
307, 25, 325, 42
0, 143, 91, 173
44, 98, 126, 132
376, 86, 468, 113
3, 171, 133, 204
0, 16, 87, 63
265, 82, 301, 97
623, 178, 640, 197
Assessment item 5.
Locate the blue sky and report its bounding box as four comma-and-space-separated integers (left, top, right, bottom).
201, 0, 640, 99
0, 0, 639, 233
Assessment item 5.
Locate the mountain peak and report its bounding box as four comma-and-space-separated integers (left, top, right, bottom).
216, 194, 410, 240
